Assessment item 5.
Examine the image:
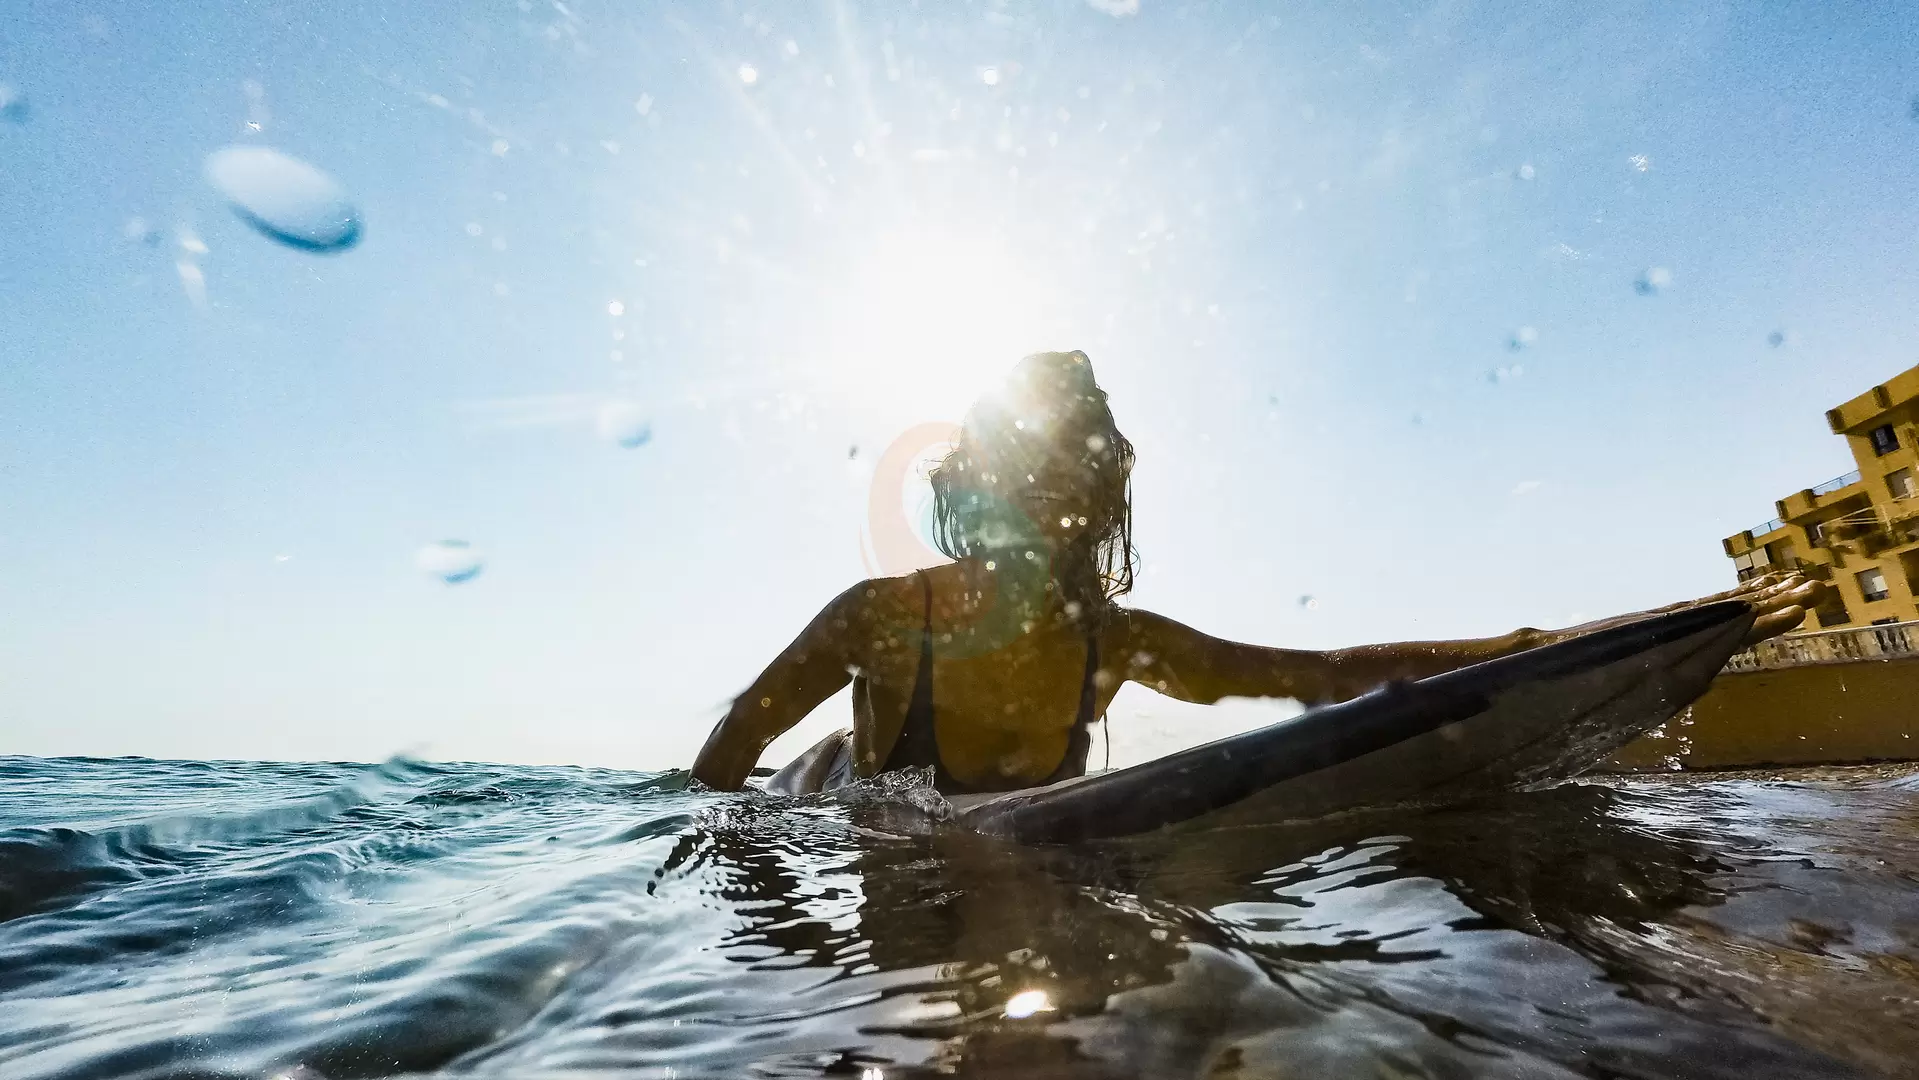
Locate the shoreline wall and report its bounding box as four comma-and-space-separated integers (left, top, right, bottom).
1606, 654, 1919, 771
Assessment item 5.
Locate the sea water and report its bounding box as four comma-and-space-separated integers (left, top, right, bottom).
1, 756, 1915, 1079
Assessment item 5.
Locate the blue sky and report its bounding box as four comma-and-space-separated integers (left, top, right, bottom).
4, 0, 1917, 767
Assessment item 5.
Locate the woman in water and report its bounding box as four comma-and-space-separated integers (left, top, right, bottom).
692, 351, 1822, 794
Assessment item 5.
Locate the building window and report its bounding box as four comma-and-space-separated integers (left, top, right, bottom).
1806, 521, 1827, 546
1858, 566, 1890, 603
1815, 600, 1850, 627
1868, 423, 1899, 456
1890, 467, 1917, 500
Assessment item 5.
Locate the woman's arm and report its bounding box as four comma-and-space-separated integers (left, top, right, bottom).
1114, 609, 1544, 707
1115, 572, 1825, 708
689, 584, 865, 790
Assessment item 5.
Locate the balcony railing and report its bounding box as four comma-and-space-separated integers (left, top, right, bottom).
1742, 472, 1868, 539
1723, 620, 1919, 673
1810, 469, 1863, 497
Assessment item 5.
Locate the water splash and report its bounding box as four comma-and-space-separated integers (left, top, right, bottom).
203, 146, 362, 253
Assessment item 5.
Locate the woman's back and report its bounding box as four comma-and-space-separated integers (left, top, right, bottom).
854, 565, 1109, 792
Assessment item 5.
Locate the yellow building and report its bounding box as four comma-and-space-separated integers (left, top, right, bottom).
1723, 363, 1919, 629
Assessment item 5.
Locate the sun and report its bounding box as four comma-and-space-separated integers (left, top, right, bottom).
824, 225, 1060, 413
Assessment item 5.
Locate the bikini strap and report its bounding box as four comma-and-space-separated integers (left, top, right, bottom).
1078, 625, 1101, 727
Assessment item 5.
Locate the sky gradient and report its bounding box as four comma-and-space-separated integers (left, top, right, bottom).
4, 0, 1918, 768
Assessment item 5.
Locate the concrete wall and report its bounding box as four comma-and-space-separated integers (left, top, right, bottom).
1607, 655, 1919, 770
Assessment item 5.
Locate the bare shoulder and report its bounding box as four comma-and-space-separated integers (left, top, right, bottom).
819, 572, 932, 639
1100, 606, 1182, 651
1097, 606, 1186, 673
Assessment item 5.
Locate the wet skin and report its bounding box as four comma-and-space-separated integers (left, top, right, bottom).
690, 360, 1826, 793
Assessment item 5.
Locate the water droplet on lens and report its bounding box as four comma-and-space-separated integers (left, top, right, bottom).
1517, 162, 1535, 180
607, 300, 624, 316
1507, 325, 1537, 350
123, 217, 160, 246
0, 83, 28, 123
491, 138, 510, 156
1298, 595, 1318, 610
738, 63, 758, 84
1634, 266, 1671, 295
980, 67, 1000, 86
175, 261, 207, 308
203, 145, 361, 252
417, 540, 484, 584
1768, 329, 1787, 348
1085, 434, 1107, 453
597, 401, 652, 448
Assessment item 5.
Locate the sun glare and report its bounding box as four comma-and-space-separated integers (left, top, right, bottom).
826, 226, 1059, 413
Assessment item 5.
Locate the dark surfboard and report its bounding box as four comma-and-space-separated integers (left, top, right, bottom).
947, 600, 1754, 844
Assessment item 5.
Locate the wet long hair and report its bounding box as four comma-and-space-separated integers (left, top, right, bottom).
927, 351, 1138, 626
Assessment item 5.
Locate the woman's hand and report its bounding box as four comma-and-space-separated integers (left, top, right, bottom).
1561, 572, 1828, 649
1702, 571, 1829, 646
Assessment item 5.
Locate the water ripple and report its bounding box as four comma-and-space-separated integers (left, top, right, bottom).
0, 757, 1912, 1078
